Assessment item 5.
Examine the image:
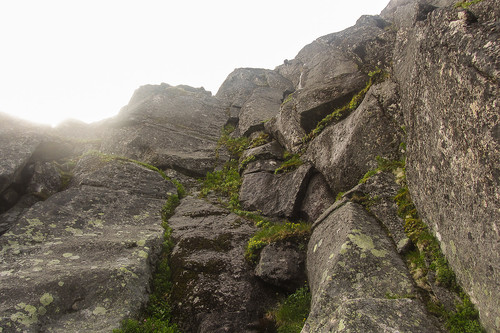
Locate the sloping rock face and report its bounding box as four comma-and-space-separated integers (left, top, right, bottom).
269, 15, 395, 152
304, 202, 442, 332
304, 80, 402, 196
168, 197, 274, 333
393, 1, 500, 330
101, 84, 228, 177
0, 154, 175, 332
216, 68, 294, 137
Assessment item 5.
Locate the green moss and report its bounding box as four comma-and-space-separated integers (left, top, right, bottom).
268, 286, 311, 333
245, 221, 311, 263
359, 156, 405, 184
302, 68, 388, 143
391, 162, 484, 331
274, 152, 303, 174
200, 160, 242, 210
447, 294, 485, 333
455, 0, 484, 8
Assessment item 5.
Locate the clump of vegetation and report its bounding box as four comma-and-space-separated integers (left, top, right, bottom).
268, 286, 311, 333
200, 160, 242, 210
216, 125, 249, 159
245, 221, 311, 262
385, 160, 484, 331
455, 0, 484, 8
274, 152, 303, 174
359, 156, 405, 184
249, 132, 271, 148
446, 293, 484, 333
302, 68, 388, 143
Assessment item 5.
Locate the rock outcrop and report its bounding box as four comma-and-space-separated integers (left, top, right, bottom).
393, 0, 500, 330
0, 154, 175, 332
1, 0, 499, 332
101, 84, 228, 177
168, 197, 274, 332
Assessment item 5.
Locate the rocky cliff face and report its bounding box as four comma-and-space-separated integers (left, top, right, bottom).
1, 0, 498, 332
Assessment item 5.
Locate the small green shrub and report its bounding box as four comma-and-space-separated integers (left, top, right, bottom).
269, 286, 311, 333
249, 133, 271, 148
274, 152, 303, 174
217, 125, 249, 159
200, 161, 242, 210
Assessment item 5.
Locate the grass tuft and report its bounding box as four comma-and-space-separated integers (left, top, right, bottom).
268, 286, 311, 333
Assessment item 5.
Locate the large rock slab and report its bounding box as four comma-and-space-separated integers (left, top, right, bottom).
270, 15, 395, 151
0, 155, 175, 332
394, 1, 500, 330
100, 84, 227, 177
304, 201, 442, 332
304, 81, 402, 196
216, 68, 293, 108
168, 196, 274, 333
239, 163, 313, 218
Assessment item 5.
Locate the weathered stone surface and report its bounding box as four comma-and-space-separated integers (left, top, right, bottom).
394, 1, 500, 330
305, 298, 444, 332
216, 68, 293, 108
26, 162, 62, 200
0, 155, 174, 332
304, 81, 402, 196
100, 84, 227, 177
241, 140, 284, 163
168, 196, 274, 333
239, 164, 313, 218
299, 173, 335, 223
238, 87, 286, 137
344, 171, 411, 253
304, 202, 440, 332
255, 241, 306, 291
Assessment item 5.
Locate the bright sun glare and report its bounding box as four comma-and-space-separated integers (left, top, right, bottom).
0, 0, 391, 127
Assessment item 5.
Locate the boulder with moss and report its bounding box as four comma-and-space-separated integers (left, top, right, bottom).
304, 201, 443, 332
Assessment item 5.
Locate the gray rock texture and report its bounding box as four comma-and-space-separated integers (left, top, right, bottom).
0, 154, 175, 332
304, 81, 402, 196
100, 84, 227, 177
255, 241, 307, 291
239, 163, 313, 218
304, 201, 441, 332
269, 15, 395, 152
168, 196, 274, 333
393, 1, 500, 330
299, 173, 335, 223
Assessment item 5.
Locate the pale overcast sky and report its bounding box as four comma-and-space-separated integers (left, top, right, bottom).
0, 0, 390, 126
